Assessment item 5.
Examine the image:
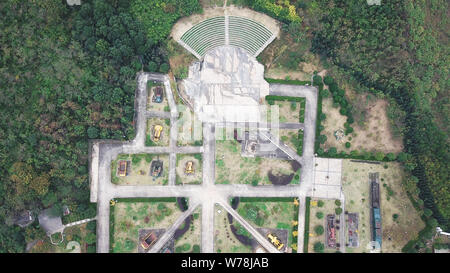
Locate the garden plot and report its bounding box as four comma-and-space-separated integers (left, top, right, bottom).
264, 100, 301, 123
308, 199, 341, 253
111, 154, 169, 185
174, 208, 201, 253
280, 129, 299, 151
146, 117, 170, 147
176, 108, 203, 146
214, 204, 256, 253
110, 198, 183, 253
215, 139, 297, 185
176, 154, 202, 185
236, 198, 299, 253
342, 160, 424, 253
147, 81, 169, 112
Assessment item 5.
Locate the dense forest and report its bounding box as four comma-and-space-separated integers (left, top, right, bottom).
0, 0, 448, 253
0, 0, 200, 252
310, 0, 449, 229
242, 0, 449, 229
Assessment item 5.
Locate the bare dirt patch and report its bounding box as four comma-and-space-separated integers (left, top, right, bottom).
342, 160, 424, 253
321, 97, 403, 154
167, 40, 196, 80
200, 0, 225, 9
259, 29, 322, 78
265, 67, 311, 81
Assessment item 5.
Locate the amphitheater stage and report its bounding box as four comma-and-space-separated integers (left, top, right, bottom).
183, 46, 270, 123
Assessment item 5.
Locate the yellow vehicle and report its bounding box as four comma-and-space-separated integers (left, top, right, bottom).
185, 161, 194, 175
152, 125, 163, 142
267, 233, 284, 250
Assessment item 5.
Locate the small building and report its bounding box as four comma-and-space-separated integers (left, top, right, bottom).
14, 210, 34, 228
62, 205, 71, 216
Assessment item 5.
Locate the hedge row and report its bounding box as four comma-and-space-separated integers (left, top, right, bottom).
265, 95, 306, 103
297, 130, 304, 156
317, 149, 398, 162
303, 197, 311, 253
265, 78, 311, 86
314, 80, 323, 152
239, 197, 296, 203
299, 100, 306, 123
114, 197, 177, 203
322, 75, 355, 134
109, 204, 116, 252
292, 200, 300, 253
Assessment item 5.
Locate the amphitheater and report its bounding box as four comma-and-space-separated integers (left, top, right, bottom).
172, 7, 280, 59
173, 7, 280, 123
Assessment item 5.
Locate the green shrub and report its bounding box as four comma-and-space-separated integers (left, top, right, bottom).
345, 142, 351, 149
182, 243, 191, 252
328, 147, 337, 156
335, 208, 343, 215
375, 151, 385, 161
314, 225, 324, 235
345, 126, 354, 135
323, 76, 334, 86
320, 113, 326, 121
251, 179, 259, 186
87, 127, 99, 139
317, 200, 324, 207
313, 242, 324, 253
316, 212, 324, 219
192, 245, 200, 253
321, 88, 330, 98
313, 75, 323, 86
423, 209, 433, 217
393, 214, 399, 221
386, 153, 396, 161
335, 200, 341, 206
87, 245, 96, 253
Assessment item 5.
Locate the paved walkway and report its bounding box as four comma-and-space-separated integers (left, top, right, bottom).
93, 73, 319, 253
64, 217, 97, 229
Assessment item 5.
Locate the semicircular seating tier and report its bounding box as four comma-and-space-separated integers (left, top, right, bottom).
179, 15, 275, 58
